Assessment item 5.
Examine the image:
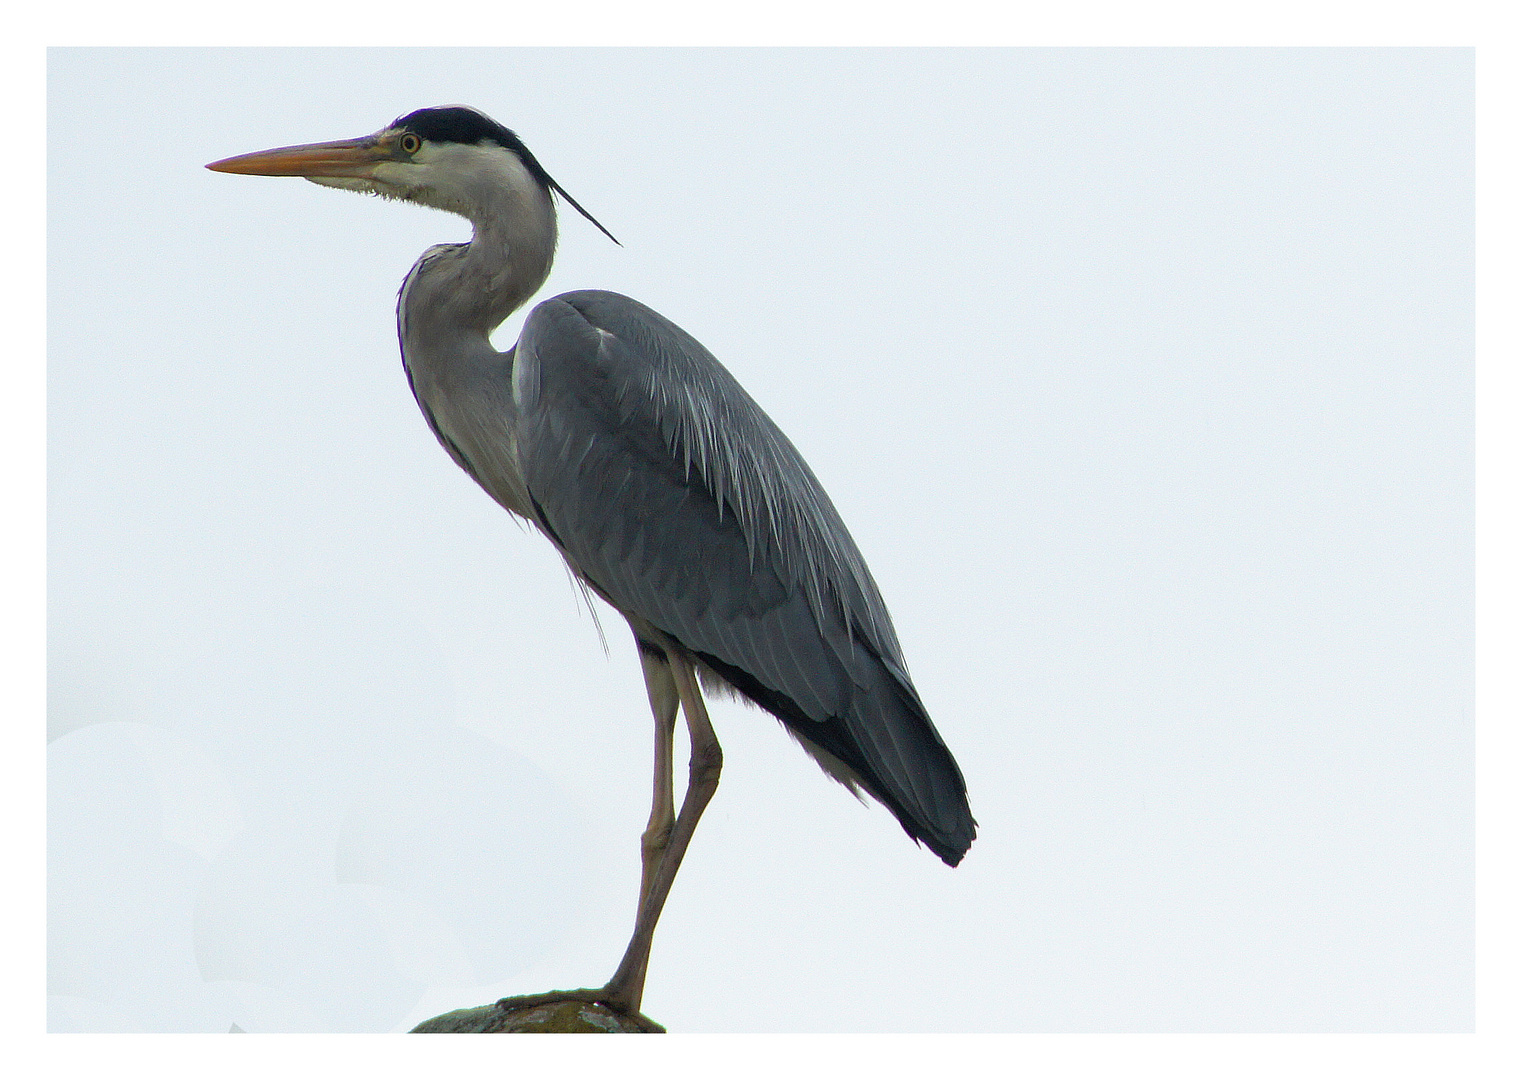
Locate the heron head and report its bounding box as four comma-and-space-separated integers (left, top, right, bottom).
207, 105, 617, 243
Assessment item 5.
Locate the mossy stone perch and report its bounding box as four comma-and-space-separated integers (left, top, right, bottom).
411, 999, 665, 1033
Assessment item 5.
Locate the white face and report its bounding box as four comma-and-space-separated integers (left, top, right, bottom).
307, 133, 547, 225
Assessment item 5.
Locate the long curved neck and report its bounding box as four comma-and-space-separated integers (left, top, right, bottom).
400, 178, 558, 342
391, 157, 558, 523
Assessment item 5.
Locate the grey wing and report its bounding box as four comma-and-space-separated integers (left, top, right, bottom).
513, 290, 975, 866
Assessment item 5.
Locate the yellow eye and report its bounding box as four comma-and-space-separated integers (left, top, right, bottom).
399, 133, 422, 155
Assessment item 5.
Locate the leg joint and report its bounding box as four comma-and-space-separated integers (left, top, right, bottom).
640, 821, 673, 858
688, 742, 723, 785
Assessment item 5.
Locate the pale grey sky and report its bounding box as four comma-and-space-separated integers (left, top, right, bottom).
49, 48, 1472, 1033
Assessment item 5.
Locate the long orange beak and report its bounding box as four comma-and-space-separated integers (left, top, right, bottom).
206, 137, 392, 178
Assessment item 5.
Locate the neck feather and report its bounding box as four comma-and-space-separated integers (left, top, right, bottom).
399, 152, 559, 337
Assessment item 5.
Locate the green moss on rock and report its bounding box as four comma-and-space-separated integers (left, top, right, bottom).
411, 999, 662, 1033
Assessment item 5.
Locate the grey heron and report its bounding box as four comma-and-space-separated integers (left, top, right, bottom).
208, 105, 975, 1027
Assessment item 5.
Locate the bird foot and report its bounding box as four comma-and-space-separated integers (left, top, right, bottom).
493, 988, 666, 1033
